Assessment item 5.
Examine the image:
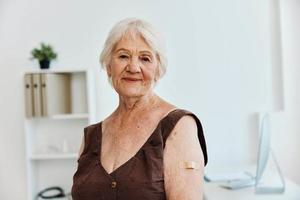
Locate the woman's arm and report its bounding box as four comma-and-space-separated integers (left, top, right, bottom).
164, 115, 205, 200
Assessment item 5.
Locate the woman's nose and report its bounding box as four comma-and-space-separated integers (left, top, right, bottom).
127, 57, 141, 73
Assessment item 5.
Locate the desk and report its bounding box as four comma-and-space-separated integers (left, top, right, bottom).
204, 177, 300, 200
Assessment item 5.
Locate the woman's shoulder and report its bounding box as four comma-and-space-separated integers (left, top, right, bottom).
83, 121, 101, 137
164, 108, 201, 125
84, 121, 101, 129
99, 109, 120, 127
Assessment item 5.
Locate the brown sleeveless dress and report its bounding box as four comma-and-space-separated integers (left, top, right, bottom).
71, 109, 208, 200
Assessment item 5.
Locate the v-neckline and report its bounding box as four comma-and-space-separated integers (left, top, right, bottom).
97, 108, 179, 177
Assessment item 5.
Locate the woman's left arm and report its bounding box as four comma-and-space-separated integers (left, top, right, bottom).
164, 115, 205, 200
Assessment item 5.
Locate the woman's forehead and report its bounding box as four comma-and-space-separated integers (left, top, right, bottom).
114, 32, 153, 53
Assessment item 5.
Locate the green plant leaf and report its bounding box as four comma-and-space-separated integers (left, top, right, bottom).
30, 42, 58, 61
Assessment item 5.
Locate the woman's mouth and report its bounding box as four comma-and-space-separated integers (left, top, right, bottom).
122, 77, 142, 82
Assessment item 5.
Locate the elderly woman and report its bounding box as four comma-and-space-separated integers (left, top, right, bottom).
72, 18, 208, 200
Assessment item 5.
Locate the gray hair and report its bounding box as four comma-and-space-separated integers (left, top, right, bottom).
99, 18, 167, 79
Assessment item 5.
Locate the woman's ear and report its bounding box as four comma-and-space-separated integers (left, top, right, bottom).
106, 64, 112, 77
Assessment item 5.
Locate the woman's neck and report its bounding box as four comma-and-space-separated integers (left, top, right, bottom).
117, 92, 159, 115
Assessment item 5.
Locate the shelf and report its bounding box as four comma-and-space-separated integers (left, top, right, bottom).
30, 153, 78, 160
27, 113, 89, 120
50, 113, 89, 120
25, 68, 88, 74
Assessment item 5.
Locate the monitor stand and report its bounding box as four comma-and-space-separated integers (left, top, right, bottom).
255, 150, 285, 194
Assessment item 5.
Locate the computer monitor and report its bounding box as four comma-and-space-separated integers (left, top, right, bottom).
255, 113, 285, 194
210, 112, 286, 192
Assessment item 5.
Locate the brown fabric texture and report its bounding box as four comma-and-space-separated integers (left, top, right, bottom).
71, 109, 208, 200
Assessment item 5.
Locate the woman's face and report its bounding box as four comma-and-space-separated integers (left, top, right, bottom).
107, 33, 160, 98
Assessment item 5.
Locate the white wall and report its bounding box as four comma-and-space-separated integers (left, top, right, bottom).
0, 0, 296, 199
273, 0, 300, 184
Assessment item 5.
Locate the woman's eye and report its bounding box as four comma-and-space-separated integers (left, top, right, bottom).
119, 55, 129, 59
141, 57, 151, 62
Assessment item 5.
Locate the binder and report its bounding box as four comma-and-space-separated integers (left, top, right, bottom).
32, 73, 42, 117
24, 74, 34, 118
41, 74, 47, 116
41, 73, 71, 116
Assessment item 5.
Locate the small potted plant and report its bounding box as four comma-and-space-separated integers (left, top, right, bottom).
31, 43, 57, 69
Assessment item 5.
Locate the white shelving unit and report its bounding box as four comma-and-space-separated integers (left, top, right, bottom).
23, 68, 97, 200
29, 153, 78, 160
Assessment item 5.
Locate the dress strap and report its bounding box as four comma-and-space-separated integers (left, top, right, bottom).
80, 123, 99, 157
161, 109, 208, 166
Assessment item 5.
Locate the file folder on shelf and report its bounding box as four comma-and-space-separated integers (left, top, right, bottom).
24, 74, 34, 118
32, 73, 42, 117
41, 73, 71, 116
